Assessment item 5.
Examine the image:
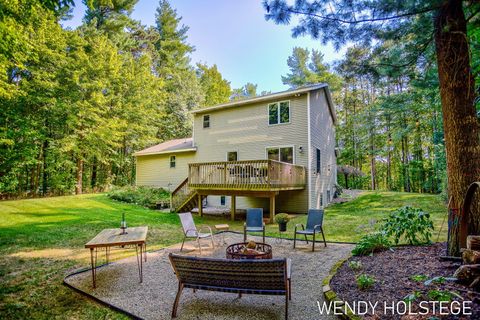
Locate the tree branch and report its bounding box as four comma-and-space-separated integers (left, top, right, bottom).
284, 5, 439, 25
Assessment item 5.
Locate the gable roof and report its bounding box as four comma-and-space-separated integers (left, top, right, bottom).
191, 83, 336, 124
134, 138, 196, 156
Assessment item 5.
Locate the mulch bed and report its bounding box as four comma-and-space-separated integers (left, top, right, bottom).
330, 242, 480, 319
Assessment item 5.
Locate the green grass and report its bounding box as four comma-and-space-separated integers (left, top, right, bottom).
0, 191, 447, 319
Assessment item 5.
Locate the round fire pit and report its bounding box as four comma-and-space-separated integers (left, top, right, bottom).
226, 242, 272, 260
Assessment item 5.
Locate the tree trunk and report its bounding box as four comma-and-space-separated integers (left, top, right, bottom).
42, 139, 48, 195
75, 157, 83, 195
91, 157, 97, 191
434, 0, 480, 256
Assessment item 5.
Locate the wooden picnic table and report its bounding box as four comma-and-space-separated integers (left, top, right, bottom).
85, 226, 148, 288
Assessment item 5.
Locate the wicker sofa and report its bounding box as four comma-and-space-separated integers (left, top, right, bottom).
169, 253, 292, 319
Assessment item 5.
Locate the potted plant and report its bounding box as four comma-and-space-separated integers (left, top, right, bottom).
274, 213, 290, 232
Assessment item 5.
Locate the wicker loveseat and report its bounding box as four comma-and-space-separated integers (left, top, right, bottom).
169, 253, 292, 319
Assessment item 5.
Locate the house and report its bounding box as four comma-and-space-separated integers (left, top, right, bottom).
134, 83, 337, 222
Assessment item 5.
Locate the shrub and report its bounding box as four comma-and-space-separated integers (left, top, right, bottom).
356, 274, 375, 290
382, 206, 434, 245
352, 232, 391, 256
348, 260, 363, 271
410, 274, 428, 282
427, 290, 461, 302
107, 186, 170, 209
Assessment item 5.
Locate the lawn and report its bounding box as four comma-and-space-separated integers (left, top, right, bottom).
0, 191, 446, 319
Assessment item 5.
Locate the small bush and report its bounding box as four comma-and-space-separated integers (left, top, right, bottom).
410, 274, 428, 282
348, 260, 363, 271
352, 232, 391, 256
107, 186, 170, 209
356, 274, 375, 290
383, 206, 434, 245
427, 290, 461, 302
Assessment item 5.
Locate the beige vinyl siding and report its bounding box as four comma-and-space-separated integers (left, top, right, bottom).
135, 152, 195, 190
309, 88, 337, 209
135, 88, 338, 214
193, 94, 310, 213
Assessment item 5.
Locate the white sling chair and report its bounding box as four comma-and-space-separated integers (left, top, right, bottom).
179, 212, 214, 254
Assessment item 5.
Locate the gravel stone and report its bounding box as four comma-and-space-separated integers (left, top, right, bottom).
65, 232, 353, 319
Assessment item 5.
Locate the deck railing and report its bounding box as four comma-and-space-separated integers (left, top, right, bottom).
188, 159, 306, 191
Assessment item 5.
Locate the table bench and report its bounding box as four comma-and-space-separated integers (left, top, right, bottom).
169, 253, 292, 319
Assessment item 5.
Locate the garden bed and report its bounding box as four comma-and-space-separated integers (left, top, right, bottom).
330, 243, 480, 319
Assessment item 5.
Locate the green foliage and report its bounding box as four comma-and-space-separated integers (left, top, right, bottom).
356, 274, 375, 290
410, 274, 428, 282
196, 63, 231, 106
274, 213, 290, 224
266, 1, 451, 195
282, 47, 342, 91
107, 185, 170, 209
0, 0, 233, 197
352, 231, 391, 256
348, 260, 363, 271
231, 82, 258, 100
382, 206, 434, 245
427, 290, 461, 302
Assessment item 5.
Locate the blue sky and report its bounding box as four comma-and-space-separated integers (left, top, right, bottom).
63, 0, 342, 93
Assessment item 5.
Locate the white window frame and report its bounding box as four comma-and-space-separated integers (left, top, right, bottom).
203, 114, 210, 129
265, 145, 295, 164
169, 155, 176, 168
267, 100, 291, 126
226, 151, 238, 161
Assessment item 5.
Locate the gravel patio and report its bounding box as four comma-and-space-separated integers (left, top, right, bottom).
65, 232, 353, 320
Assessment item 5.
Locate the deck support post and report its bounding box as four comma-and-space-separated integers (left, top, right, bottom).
198, 194, 203, 217
231, 195, 236, 221
269, 193, 275, 223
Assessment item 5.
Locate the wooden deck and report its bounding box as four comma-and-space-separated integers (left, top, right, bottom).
188, 159, 306, 191
170, 160, 306, 222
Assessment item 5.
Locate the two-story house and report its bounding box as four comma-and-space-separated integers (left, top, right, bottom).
134, 83, 337, 222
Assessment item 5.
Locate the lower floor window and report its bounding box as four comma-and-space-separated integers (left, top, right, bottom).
170, 155, 176, 168
220, 196, 226, 206
266, 146, 294, 163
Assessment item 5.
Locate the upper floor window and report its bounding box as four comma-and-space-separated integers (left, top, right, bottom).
268, 101, 290, 125
267, 146, 294, 164
203, 115, 210, 128
170, 155, 176, 168
316, 148, 321, 174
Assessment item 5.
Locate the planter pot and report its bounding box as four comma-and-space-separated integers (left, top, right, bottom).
278, 222, 287, 232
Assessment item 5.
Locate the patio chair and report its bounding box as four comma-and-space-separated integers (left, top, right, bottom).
179, 212, 214, 254
293, 209, 327, 252
244, 208, 265, 243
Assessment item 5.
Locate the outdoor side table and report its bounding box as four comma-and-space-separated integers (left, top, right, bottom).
85, 226, 148, 288
214, 224, 229, 245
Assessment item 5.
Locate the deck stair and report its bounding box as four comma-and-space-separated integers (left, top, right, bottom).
171, 178, 197, 213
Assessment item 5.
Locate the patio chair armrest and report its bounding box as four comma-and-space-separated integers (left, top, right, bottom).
294, 223, 305, 230
198, 225, 213, 235
313, 224, 323, 232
